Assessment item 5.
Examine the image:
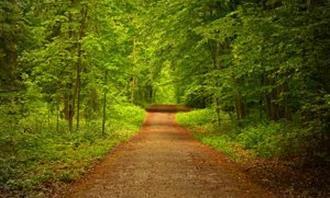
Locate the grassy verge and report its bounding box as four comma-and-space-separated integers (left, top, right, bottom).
176, 108, 307, 161
0, 103, 145, 197
177, 109, 330, 197
176, 109, 250, 161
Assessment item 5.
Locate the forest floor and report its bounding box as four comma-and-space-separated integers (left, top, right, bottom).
62, 106, 274, 198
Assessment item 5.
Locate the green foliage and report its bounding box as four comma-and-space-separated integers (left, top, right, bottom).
1, 0, 330, 195
177, 109, 239, 159
177, 109, 315, 159
197, 134, 238, 160
147, 0, 329, 161
177, 108, 213, 126
109, 103, 146, 132
237, 123, 283, 157
177, 108, 233, 133
153, 63, 177, 104
0, 1, 150, 195
0, 104, 144, 195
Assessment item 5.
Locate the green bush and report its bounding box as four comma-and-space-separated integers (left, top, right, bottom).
237, 123, 282, 157
177, 108, 232, 133
177, 109, 240, 159
177, 108, 213, 126
177, 109, 307, 160
197, 134, 238, 159
0, 103, 145, 195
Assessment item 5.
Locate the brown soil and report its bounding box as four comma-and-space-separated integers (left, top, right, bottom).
64, 111, 274, 198
241, 158, 330, 197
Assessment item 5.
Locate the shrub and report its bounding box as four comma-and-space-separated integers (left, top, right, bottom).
0, 103, 145, 195
177, 109, 310, 160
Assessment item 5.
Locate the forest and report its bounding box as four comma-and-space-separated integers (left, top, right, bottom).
0, 0, 329, 197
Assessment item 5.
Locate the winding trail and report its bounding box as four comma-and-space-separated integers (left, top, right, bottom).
67, 107, 273, 198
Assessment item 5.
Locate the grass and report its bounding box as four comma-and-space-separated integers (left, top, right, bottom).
176, 108, 246, 160
176, 108, 307, 161
0, 103, 145, 196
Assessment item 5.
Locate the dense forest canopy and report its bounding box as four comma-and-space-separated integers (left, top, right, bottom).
0, 0, 329, 195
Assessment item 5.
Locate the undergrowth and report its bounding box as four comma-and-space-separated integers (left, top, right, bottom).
177, 108, 310, 160
0, 103, 145, 196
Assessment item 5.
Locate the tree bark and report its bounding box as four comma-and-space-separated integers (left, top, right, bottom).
235, 91, 246, 120
75, 5, 88, 131
130, 38, 137, 104
102, 71, 108, 136
214, 95, 221, 126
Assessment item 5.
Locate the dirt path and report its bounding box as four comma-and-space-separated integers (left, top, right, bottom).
67, 111, 274, 198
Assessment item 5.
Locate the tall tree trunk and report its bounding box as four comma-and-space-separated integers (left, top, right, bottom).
281, 81, 291, 120
214, 95, 221, 126
66, 91, 75, 132
235, 91, 246, 120
75, 62, 81, 130
75, 5, 88, 131
102, 71, 108, 136
208, 40, 222, 126
65, 0, 75, 132
130, 77, 136, 103
56, 104, 60, 132
130, 38, 137, 104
